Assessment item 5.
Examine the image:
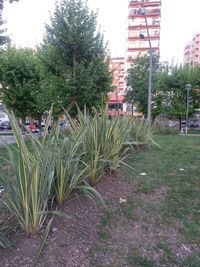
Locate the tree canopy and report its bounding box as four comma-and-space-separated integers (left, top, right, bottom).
126, 54, 200, 121
41, 0, 112, 114
0, 0, 112, 120
159, 65, 200, 120
0, 47, 43, 119
126, 53, 159, 117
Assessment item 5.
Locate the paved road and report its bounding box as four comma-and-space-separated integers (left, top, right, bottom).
0, 135, 16, 145
0, 132, 41, 146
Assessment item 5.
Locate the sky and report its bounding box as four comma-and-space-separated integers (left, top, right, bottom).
3, 0, 200, 63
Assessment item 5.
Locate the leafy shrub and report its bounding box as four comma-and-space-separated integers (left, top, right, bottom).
124, 118, 155, 149
153, 123, 179, 135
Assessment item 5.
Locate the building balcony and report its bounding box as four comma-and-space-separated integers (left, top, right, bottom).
129, 8, 161, 18
129, 0, 161, 3
129, 13, 160, 19
127, 57, 135, 62
129, 0, 161, 8
128, 24, 160, 29
127, 47, 159, 52
128, 35, 160, 41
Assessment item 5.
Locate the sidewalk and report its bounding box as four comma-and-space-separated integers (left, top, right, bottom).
0, 132, 41, 146
179, 133, 200, 137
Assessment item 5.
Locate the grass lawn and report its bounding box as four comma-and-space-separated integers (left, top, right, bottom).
188, 128, 200, 135
0, 136, 37, 165
0, 146, 9, 165
91, 135, 200, 267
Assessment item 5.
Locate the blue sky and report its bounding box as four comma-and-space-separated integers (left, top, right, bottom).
3, 0, 200, 63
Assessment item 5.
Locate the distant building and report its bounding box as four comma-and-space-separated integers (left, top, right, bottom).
107, 0, 162, 117
108, 57, 126, 115
107, 57, 143, 117
184, 33, 200, 65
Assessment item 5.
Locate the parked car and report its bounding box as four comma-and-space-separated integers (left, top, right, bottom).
0, 121, 11, 131
28, 122, 39, 133
181, 120, 186, 126
169, 120, 179, 127
188, 120, 200, 128
41, 121, 46, 127
59, 120, 71, 130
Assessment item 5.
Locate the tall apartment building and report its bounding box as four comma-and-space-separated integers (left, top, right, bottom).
126, 0, 161, 70
184, 33, 200, 65
107, 0, 161, 116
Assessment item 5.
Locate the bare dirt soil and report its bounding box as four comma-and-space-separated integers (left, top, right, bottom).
0, 171, 135, 267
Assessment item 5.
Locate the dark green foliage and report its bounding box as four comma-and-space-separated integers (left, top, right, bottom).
158, 65, 200, 119
0, 0, 112, 118
153, 124, 179, 135
126, 55, 200, 121
41, 0, 112, 113
126, 53, 159, 117
0, 47, 44, 118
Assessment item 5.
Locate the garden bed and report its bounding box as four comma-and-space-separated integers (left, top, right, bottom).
0, 135, 199, 267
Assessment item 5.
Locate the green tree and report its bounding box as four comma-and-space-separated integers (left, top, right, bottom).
41, 0, 112, 114
126, 53, 160, 117
126, 55, 200, 123
0, 47, 44, 120
158, 65, 200, 126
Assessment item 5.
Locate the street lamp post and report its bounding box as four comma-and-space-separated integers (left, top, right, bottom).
139, 7, 153, 125
185, 83, 192, 134
131, 99, 134, 116
116, 89, 119, 116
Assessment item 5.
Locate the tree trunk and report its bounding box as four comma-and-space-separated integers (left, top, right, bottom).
66, 100, 76, 112
72, 47, 77, 81
21, 117, 26, 131
38, 117, 42, 129
179, 115, 182, 131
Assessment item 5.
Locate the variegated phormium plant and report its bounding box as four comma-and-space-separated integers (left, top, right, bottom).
0, 110, 55, 235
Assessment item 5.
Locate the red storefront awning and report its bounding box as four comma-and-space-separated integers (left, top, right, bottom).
108, 91, 124, 104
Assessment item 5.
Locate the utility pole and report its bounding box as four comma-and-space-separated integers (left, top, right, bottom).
139, 6, 153, 125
